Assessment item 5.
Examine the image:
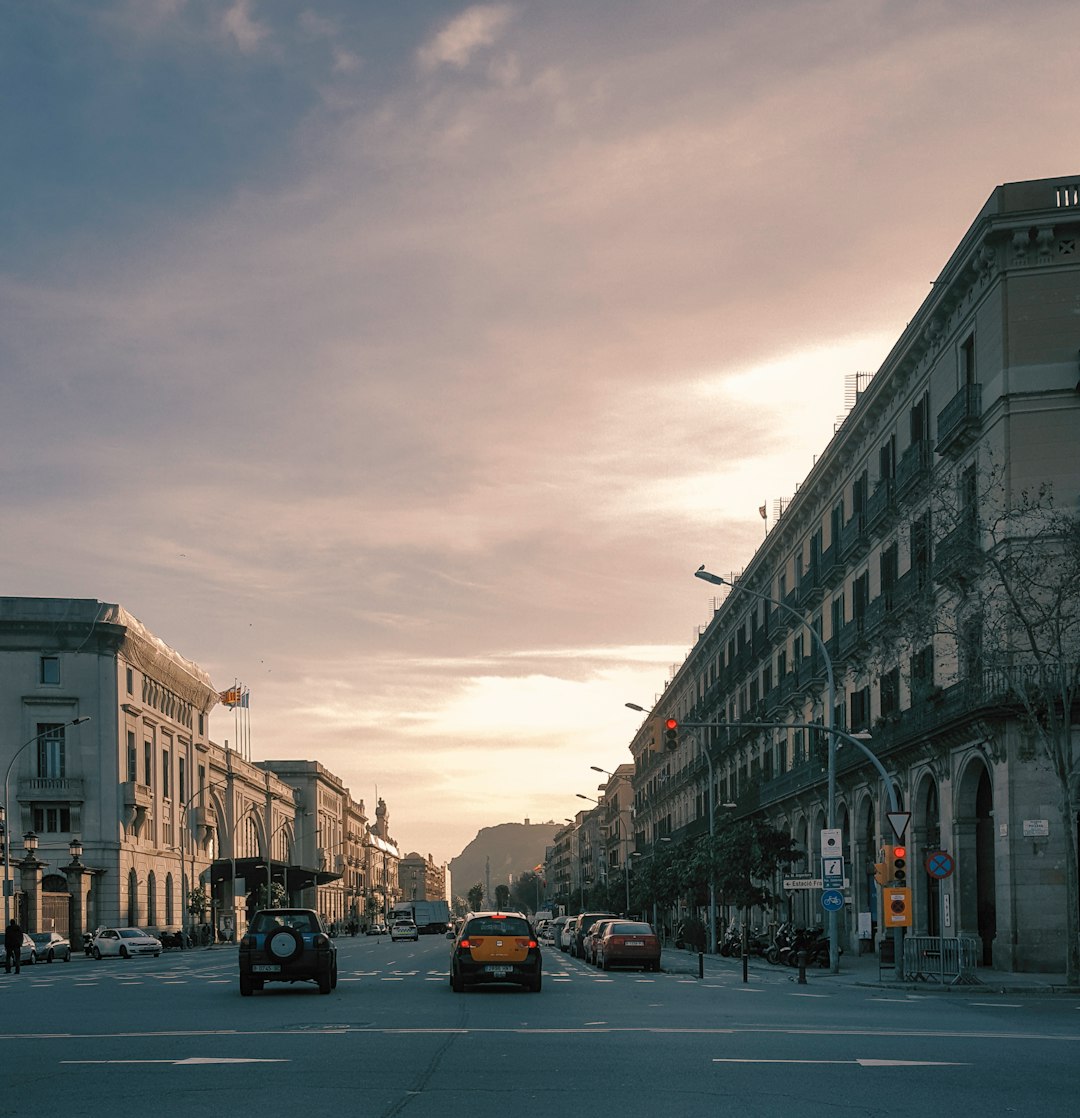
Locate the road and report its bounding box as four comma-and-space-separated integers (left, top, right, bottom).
2, 935, 1078, 1117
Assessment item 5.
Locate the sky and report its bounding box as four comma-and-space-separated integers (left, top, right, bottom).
3, 0, 1078, 866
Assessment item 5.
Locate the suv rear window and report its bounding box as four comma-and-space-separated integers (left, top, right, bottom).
465, 917, 531, 937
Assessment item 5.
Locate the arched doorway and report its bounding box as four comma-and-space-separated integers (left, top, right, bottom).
127, 868, 140, 926
40, 873, 70, 937
913, 775, 942, 935
955, 756, 996, 966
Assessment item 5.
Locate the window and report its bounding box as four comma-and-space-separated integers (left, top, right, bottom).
179, 757, 187, 805
961, 333, 976, 385
879, 668, 900, 719
126, 732, 137, 783
853, 572, 869, 626
162, 749, 171, 799
878, 435, 896, 481
911, 391, 930, 444
40, 656, 60, 685
911, 511, 932, 588
911, 645, 935, 698
144, 740, 153, 787
849, 686, 871, 732
853, 470, 869, 518
36, 724, 65, 779
33, 805, 71, 832
881, 543, 898, 607
126, 666, 134, 695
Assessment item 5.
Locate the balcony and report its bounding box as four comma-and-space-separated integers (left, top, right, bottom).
839, 514, 866, 560
896, 439, 932, 497
934, 515, 981, 584
836, 618, 863, 658
797, 563, 821, 606
817, 543, 842, 588
121, 781, 153, 810
864, 479, 895, 532
19, 777, 85, 802
937, 384, 982, 457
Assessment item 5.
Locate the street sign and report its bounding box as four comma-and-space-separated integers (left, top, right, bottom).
820, 828, 842, 855
821, 888, 845, 911
783, 877, 823, 890
883, 887, 912, 926
924, 850, 954, 879
822, 856, 844, 889
886, 811, 911, 841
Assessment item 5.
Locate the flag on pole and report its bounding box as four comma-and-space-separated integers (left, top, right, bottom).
218, 686, 241, 707
758, 504, 767, 520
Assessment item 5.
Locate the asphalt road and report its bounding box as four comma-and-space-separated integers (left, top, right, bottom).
2, 935, 1078, 1117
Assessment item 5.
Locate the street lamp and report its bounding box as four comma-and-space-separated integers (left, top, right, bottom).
3, 716, 91, 927
694, 565, 843, 973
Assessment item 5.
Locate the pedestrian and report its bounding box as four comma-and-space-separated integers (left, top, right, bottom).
4, 918, 23, 975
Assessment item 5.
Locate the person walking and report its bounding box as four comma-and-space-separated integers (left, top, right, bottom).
5, 917, 24, 974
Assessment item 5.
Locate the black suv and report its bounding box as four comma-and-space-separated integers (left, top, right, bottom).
239, 908, 337, 996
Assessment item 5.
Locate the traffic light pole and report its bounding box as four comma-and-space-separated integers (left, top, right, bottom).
679, 717, 904, 980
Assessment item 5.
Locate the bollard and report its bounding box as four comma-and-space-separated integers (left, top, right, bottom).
797, 950, 808, 985
698, 950, 704, 979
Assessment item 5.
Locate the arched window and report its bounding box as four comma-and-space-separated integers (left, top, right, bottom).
165, 873, 174, 925
147, 871, 157, 926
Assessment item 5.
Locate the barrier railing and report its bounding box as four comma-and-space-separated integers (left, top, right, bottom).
903, 935, 982, 985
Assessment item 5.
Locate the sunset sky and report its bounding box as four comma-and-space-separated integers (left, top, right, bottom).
3, 1, 1077, 866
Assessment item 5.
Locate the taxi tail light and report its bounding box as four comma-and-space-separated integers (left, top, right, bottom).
515, 937, 538, 949
460, 937, 478, 948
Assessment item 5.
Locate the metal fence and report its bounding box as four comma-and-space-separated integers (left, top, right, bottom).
903, 935, 981, 984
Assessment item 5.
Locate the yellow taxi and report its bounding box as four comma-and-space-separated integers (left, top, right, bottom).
448, 911, 541, 993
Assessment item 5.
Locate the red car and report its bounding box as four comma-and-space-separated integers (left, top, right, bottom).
595, 920, 661, 972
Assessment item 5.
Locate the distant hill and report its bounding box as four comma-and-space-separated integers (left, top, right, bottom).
448, 821, 561, 906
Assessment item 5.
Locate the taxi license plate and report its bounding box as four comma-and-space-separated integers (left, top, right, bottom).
484, 965, 510, 977
252, 964, 281, 973
626, 941, 644, 947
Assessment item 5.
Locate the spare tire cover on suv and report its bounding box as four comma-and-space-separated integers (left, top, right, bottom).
267, 926, 304, 962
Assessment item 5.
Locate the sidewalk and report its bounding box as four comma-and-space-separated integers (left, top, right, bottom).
658, 942, 1078, 995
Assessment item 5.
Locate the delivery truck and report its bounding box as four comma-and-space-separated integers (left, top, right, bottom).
390, 899, 451, 934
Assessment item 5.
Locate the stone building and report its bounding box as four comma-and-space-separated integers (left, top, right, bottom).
399, 851, 446, 903
628, 175, 1080, 974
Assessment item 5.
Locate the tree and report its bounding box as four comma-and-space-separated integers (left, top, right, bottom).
467, 882, 484, 911
510, 870, 543, 915
897, 458, 1080, 981
494, 883, 511, 910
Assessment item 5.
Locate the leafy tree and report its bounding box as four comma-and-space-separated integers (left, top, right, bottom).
494, 883, 511, 910
510, 870, 543, 915
467, 882, 485, 911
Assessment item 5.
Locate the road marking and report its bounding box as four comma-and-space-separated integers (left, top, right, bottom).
712, 1059, 968, 1067
969, 1002, 1023, 1008
63, 1058, 289, 1066
789, 993, 830, 998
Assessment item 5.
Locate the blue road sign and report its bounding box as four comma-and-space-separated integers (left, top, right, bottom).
925, 850, 954, 879
821, 888, 845, 911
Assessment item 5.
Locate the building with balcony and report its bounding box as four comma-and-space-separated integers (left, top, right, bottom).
399, 851, 446, 903
628, 175, 1080, 974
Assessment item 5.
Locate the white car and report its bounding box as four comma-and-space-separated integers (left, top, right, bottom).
390, 920, 418, 942
91, 927, 162, 959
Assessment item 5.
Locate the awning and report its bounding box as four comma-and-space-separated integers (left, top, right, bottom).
207, 857, 341, 891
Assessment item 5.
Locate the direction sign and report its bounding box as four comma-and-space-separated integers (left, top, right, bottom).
924, 850, 954, 879
821, 888, 845, 912
783, 877, 823, 890
886, 811, 911, 841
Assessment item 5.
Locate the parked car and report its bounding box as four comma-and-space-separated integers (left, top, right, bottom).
390, 920, 419, 942
238, 908, 337, 996
91, 927, 162, 959
560, 917, 579, 952
28, 931, 71, 963
583, 918, 619, 965
449, 911, 542, 993
571, 912, 618, 958
595, 920, 662, 972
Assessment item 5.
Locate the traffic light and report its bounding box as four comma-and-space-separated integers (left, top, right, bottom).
663, 718, 679, 751
886, 844, 907, 885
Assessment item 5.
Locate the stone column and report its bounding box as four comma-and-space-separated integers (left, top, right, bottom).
18, 854, 46, 933
63, 858, 90, 948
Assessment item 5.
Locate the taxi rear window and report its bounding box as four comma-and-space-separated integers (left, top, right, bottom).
466, 917, 531, 937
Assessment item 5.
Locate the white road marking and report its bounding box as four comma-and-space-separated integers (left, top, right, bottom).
969, 1002, 1022, 1008
713, 1058, 968, 1067
789, 993, 831, 998
63, 1058, 288, 1065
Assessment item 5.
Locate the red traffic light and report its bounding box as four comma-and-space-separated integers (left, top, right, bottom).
892, 846, 906, 859
663, 718, 679, 750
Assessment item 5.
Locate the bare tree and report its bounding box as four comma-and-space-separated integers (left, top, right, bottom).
900, 455, 1080, 980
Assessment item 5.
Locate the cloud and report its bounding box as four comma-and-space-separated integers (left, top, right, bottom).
222, 0, 269, 53
417, 4, 515, 71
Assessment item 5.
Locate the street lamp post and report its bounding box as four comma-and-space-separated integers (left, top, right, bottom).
3, 716, 91, 927
695, 566, 843, 973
